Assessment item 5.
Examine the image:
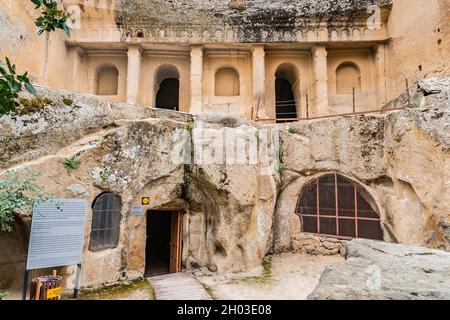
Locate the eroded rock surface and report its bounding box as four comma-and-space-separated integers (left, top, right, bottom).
308, 239, 450, 300
0, 77, 448, 289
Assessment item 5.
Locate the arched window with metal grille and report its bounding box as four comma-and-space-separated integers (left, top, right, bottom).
89, 192, 122, 251
295, 173, 383, 240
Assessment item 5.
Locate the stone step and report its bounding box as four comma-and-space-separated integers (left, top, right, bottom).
149, 272, 212, 300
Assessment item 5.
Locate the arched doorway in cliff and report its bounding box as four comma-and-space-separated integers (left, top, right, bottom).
154, 64, 180, 111
0, 219, 28, 293
275, 63, 300, 122
295, 173, 383, 240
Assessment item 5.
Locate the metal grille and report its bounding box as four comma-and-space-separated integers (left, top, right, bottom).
89, 193, 122, 251
296, 173, 383, 240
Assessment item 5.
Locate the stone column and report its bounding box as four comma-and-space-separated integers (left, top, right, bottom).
190, 45, 203, 114
66, 46, 85, 92
374, 43, 387, 108
311, 45, 329, 116
252, 45, 268, 120
127, 44, 143, 105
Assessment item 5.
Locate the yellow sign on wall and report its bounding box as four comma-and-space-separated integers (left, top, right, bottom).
142, 197, 150, 205
46, 287, 61, 299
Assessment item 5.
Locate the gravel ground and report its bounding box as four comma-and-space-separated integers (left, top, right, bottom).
196, 253, 343, 300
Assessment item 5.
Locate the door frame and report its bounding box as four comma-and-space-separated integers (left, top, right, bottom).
169, 210, 182, 273
146, 209, 183, 275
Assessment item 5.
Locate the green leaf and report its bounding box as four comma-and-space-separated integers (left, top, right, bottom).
63, 23, 71, 37
24, 82, 37, 96
5, 58, 13, 73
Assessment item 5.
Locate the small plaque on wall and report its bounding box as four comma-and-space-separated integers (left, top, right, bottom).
130, 205, 144, 216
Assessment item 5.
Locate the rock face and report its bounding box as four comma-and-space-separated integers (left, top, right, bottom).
115, 0, 392, 42
274, 77, 450, 253
308, 239, 450, 300
0, 77, 448, 290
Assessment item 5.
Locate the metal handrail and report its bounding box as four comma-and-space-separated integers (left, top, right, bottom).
258, 106, 408, 122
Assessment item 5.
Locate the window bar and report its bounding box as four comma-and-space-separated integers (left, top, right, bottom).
335, 173, 339, 236
316, 178, 320, 234
354, 186, 359, 238
299, 214, 379, 221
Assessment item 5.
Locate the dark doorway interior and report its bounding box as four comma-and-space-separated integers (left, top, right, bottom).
275, 77, 297, 122
145, 211, 172, 277
155, 78, 180, 111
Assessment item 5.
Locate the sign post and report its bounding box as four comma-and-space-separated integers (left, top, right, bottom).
23, 199, 87, 300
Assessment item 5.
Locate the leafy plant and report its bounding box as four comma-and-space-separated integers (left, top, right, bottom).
64, 156, 81, 170
287, 127, 296, 134
186, 118, 195, 130
31, 0, 71, 36
0, 58, 37, 115
411, 99, 421, 109
100, 170, 109, 182
0, 172, 50, 232
0, 291, 7, 300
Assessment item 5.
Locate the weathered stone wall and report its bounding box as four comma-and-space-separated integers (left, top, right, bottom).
291, 233, 346, 256
115, 0, 392, 42
385, 0, 450, 100
0, 77, 448, 292
0, 0, 69, 88
273, 77, 450, 253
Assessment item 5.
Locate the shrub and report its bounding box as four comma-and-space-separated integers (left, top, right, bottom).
31, 0, 71, 36
0, 172, 50, 232
64, 156, 81, 170
0, 58, 37, 115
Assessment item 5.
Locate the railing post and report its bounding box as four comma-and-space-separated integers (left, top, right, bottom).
352, 87, 356, 114
405, 78, 411, 108
306, 93, 309, 119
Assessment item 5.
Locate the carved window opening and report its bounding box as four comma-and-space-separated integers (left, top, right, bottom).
89, 192, 122, 251
296, 173, 383, 240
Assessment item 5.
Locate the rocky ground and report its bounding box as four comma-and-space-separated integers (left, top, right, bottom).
309, 239, 450, 300
195, 253, 343, 300
75, 278, 155, 300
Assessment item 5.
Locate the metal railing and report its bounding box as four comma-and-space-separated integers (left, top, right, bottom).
256, 79, 412, 123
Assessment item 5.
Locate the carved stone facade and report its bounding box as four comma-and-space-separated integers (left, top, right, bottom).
0, 0, 449, 297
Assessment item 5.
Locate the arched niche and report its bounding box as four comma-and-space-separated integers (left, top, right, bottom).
95, 64, 119, 96
154, 64, 180, 111
336, 62, 361, 94
214, 67, 240, 97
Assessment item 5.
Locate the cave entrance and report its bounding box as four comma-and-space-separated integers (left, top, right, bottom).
155, 78, 180, 111
145, 210, 182, 277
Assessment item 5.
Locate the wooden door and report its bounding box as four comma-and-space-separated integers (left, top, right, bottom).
169, 211, 182, 273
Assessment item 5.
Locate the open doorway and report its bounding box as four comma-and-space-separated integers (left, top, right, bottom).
145, 210, 182, 277
155, 78, 180, 111
275, 63, 300, 122
154, 64, 180, 111
275, 77, 297, 122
